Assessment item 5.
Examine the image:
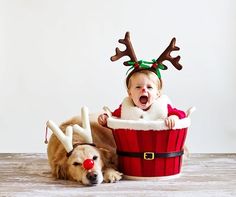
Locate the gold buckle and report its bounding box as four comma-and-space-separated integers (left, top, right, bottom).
144, 152, 155, 160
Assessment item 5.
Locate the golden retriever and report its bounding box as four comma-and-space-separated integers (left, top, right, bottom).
47, 113, 122, 186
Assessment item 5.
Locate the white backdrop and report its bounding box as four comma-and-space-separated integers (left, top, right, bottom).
0, 0, 235, 153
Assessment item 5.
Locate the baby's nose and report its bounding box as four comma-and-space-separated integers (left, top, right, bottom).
141, 87, 147, 93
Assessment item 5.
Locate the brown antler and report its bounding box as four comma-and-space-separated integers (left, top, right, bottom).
111, 32, 138, 66
156, 37, 182, 70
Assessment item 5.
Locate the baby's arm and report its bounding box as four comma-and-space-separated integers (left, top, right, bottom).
98, 113, 109, 126
165, 104, 186, 129
165, 115, 179, 129
98, 105, 122, 127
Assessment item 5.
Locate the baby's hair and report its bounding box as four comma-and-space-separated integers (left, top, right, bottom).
126, 69, 163, 91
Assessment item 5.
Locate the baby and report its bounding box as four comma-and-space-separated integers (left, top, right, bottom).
98, 69, 186, 129
98, 32, 186, 129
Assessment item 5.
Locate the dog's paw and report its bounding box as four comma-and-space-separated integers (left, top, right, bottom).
103, 168, 123, 183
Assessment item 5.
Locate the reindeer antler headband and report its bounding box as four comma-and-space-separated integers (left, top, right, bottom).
110, 32, 183, 87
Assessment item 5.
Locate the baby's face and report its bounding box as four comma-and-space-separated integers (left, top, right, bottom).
128, 72, 159, 110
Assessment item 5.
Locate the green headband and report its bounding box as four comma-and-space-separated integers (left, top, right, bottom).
126, 59, 166, 79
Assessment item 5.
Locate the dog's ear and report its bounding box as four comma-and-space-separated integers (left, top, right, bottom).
99, 148, 118, 169
55, 163, 68, 179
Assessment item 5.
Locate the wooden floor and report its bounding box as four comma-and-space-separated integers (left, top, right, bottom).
0, 153, 235, 197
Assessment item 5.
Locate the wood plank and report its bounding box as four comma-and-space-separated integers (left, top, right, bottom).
0, 153, 235, 196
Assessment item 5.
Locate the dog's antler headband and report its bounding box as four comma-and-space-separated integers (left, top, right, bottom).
46, 106, 93, 155
110, 32, 183, 86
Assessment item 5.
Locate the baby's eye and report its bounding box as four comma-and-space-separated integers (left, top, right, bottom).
73, 162, 82, 166
147, 86, 153, 89
136, 86, 141, 89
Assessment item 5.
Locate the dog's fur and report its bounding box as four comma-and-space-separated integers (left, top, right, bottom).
47, 114, 122, 185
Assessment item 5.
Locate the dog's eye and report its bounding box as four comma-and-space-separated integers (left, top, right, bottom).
73, 162, 82, 166
93, 156, 98, 161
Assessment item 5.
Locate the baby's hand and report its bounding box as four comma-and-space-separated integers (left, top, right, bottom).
98, 114, 108, 126
165, 115, 179, 129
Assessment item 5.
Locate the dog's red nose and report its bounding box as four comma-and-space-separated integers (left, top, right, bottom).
83, 159, 94, 170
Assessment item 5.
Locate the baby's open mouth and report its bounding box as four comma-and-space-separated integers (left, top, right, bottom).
139, 96, 148, 104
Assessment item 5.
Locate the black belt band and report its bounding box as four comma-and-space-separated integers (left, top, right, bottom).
117, 150, 184, 160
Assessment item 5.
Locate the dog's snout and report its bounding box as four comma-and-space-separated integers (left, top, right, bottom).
86, 172, 98, 184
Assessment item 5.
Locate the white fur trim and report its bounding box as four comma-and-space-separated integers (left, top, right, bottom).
121, 95, 172, 120
107, 117, 191, 131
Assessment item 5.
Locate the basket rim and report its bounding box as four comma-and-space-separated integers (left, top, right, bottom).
107, 117, 191, 131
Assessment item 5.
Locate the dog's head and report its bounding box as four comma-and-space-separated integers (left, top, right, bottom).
66, 144, 104, 185
53, 143, 116, 186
